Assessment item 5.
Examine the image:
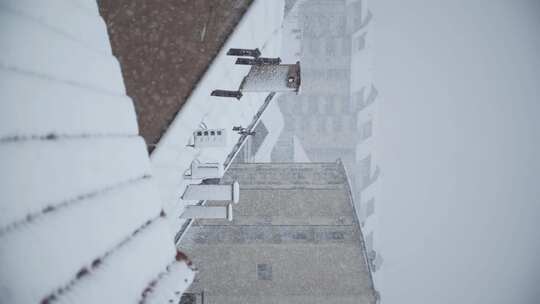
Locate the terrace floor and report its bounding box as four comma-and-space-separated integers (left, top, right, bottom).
98, 0, 253, 151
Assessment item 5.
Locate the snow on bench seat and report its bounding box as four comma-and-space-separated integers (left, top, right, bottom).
0, 136, 150, 230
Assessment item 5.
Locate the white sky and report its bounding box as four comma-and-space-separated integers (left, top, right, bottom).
371, 0, 540, 303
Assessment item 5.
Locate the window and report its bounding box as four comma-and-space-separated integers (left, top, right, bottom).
257, 264, 272, 280
353, 88, 365, 109
330, 231, 345, 240
203, 131, 208, 136
302, 98, 310, 114
360, 120, 373, 140
342, 37, 350, 55
365, 85, 378, 108
325, 96, 334, 114
365, 198, 375, 218
293, 232, 307, 240
368, 249, 376, 263
325, 37, 335, 56
318, 117, 326, 133
334, 98, 341, 113
210, 131, 215, 136
309, 39, 320, 55
295, 119, 304, 132
318, 99, 326, 114
293, 99, 303, 114
179, 293, 196, 304
352, 1, 363, 30
351, 116, 358, 131
309, 98, 319, 114
341, 115, 350, 131
336, 18, 346, 34
356, 32, 367, 52
326, 117, 333, 133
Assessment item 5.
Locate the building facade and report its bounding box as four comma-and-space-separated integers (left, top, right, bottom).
271, 0, 382, 277
178, 162, 377, 304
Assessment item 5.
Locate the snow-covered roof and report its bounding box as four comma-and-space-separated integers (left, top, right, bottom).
0, 2, 193, 303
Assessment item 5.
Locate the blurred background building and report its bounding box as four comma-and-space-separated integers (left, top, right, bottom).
179, 162, 377, 304
270, 0, 382, 277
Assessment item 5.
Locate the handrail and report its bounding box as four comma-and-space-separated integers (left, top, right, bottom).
175, 92, 276, 245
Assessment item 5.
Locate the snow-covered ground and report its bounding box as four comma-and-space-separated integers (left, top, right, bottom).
150, 0, 285, 236
0, 2, 193, 303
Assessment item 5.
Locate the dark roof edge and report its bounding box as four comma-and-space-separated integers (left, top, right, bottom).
150, 0, 256, 154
